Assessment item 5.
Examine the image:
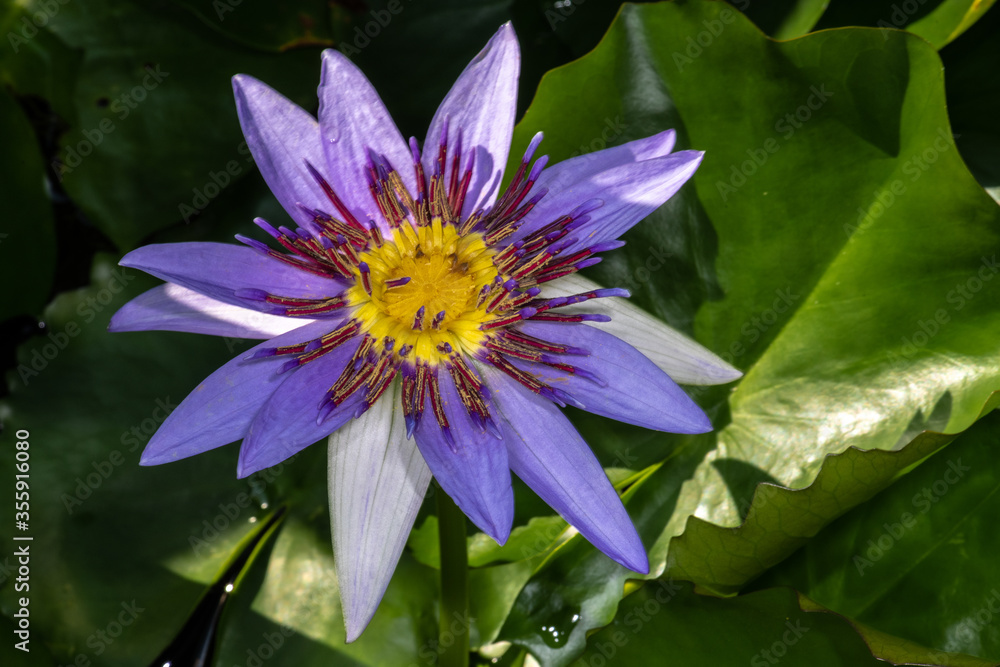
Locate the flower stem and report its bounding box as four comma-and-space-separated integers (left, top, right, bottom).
436, 487, 469, 667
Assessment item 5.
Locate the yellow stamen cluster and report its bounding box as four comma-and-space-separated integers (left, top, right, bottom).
347, 217, 498, 364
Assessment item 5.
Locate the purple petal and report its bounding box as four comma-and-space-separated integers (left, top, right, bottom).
422, 23, 519, 218
515, 150, 703, 253
140, 319, 339, 466
110, 283, 315, 339
515, 321, 712, 434
318, 50, 415, 233
328, 382, 432, 642
539, 274, 742, 385
233, 74, 329, 227
482, 365, 648, 573
237, 335, 365, 477
413, 367, 513, 543
527, 129, 676, 197
119, 242, 346, 314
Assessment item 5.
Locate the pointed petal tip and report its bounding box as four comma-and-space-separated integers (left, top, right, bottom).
231, 73, 258, 96
236, 454, 261, 479
675, 408, 714, 435
236, 445, 261, 479
489, 522, 511, 546
620, 551, 650, 575
603, 525, 649, 574
343, 608, 375, 643
138, 449, 164, 467
712, 366, 744, 383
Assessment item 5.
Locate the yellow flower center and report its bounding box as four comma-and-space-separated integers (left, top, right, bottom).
347, 217, 498, 364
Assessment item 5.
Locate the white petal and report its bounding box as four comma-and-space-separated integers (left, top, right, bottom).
109, 283, 317, 338
540, 274, 742, 385
328, 381, 432, 642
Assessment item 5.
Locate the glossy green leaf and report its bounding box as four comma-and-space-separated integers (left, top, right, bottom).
756, 409, 1000, 660
33, 0, 322, 251
574, 582, 994, 667
498, 1, 1000, 663
666, 393, 1000, 595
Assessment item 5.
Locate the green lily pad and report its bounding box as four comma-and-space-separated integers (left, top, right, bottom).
666, 393, 1000, 595
574, 582, 994, 667
498, 1, 1000, 663
756, 408, 1000, 660
36, 0, 323, 251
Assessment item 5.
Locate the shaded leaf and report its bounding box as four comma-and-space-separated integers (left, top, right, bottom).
574, 582, 994, 667
0, 255, 267, 666
756, 409, 1000, 661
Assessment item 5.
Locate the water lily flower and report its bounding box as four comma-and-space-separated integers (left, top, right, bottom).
110, 23, 740, 641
